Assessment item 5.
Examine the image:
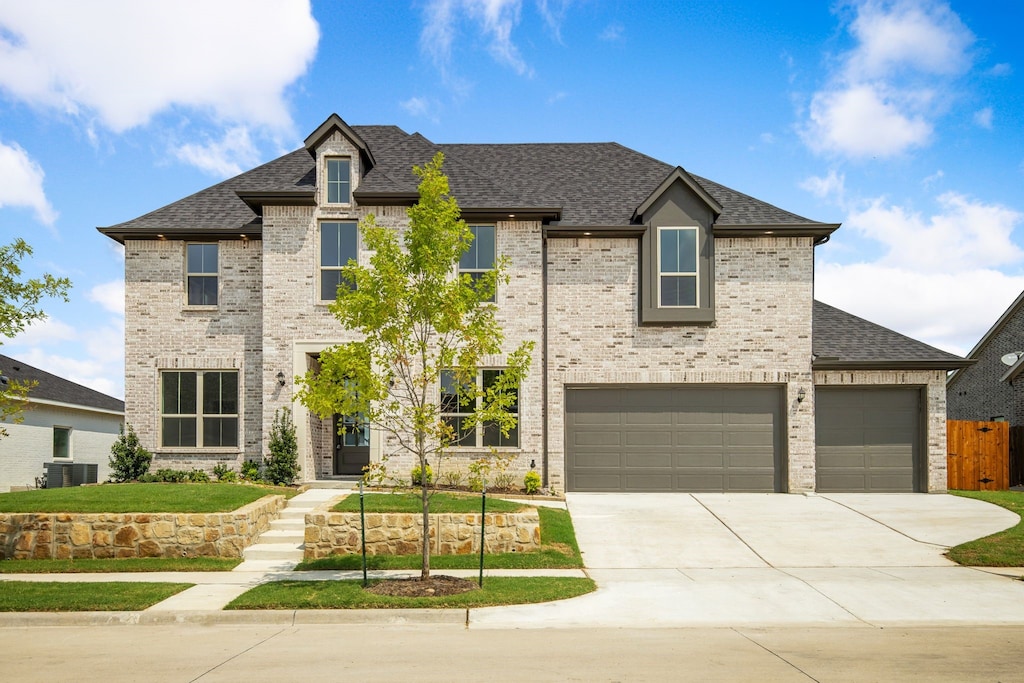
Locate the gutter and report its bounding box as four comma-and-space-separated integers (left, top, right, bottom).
812, 359, 976, 371
24, 397, 125, 417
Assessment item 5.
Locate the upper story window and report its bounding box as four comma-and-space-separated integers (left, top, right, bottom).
658, 227, 698, 308
53, 426, 71, 459
320, 221, 358, 301
161, 370, 238, 449
186, 243, 218, 306
459, 225, 496, 302
440, 368, 519, 448
326, 158, 352, 204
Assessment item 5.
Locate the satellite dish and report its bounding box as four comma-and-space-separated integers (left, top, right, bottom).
1001, 352, 1024, 366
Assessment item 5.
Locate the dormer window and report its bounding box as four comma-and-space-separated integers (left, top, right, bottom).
326, 158, 351, 204
658, 227, 698, 307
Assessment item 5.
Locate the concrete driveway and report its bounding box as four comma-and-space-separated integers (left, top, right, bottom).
470, 492, 1024, 629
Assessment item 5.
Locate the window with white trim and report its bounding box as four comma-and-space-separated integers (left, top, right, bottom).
658, 227, 698, 307
459, 225, 496, 302
440, 369, 519, 448
186, 243, 218, 306
161, 370, 238, 448
53, 426, 71, 459
320, 222, 358, 301
326, 158, 352, 204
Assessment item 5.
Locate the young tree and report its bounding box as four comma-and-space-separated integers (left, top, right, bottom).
0, 238, 72, 437
296, 153, 533, 580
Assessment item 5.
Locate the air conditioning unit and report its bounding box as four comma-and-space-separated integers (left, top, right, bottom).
44, 463, 98, 488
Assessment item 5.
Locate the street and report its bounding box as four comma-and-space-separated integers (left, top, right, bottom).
7, 623, 1024, 682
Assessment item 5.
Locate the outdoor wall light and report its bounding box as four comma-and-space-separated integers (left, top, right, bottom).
276, 371, 286, 387
797, 388, 806, 403
530, 459, 536, 469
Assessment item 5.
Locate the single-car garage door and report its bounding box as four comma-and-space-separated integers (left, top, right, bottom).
815, 387, 922, 492
564, 386, 784, 492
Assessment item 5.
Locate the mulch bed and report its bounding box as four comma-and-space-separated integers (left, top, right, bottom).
366, 575, 479, 597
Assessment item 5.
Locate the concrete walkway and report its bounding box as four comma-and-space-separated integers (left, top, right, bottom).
2, 491, 1023, 628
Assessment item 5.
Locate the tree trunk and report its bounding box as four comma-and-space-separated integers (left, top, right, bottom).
420, 456, 430, 580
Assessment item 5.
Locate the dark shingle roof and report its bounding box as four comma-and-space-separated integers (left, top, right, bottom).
812, 301, 971, 369
100, 119, 834, 237
0, 354, 124, 413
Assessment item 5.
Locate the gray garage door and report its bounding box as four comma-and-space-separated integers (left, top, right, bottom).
564, 386, 784, 492
815, 387, 922, 493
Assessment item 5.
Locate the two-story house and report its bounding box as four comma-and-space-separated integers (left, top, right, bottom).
99, 114, 969, 494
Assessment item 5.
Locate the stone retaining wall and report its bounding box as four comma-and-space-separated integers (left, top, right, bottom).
0, 495, 286, 560
303, 508, 541, 559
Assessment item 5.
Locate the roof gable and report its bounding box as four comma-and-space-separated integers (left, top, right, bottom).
634, 167, 723, 221
303, 113, 376, 167
948, 289, 1024, 386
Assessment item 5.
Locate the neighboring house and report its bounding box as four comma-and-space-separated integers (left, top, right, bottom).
948, 290, 1024, 426
98, 113, 969, 494
0, 354, 125, 491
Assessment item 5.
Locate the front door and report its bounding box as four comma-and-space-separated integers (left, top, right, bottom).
333, 414, 370, 475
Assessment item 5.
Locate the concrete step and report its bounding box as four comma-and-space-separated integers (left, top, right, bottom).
233, 558, 301, 572
259, 529, 304, 543
243, 542, 304, 561
270, 517, 305, 531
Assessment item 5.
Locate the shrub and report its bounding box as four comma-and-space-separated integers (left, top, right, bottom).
524, 470, 541, 495
439, 470, 464, 488
264, 407, 299, 486
240, 460, 261, 481
467, 458, 490, 492
493, 472, 516, 490
139, 468, 188, 483
410, 463, 433, 486
187, 468, 210, 483
212, 463, 238, 482
108, 424, 153, 482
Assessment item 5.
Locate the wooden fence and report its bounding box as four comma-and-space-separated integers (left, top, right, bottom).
946, 420, 1009, 490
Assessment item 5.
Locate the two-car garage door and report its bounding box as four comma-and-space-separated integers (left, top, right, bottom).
564, 386, 784, 492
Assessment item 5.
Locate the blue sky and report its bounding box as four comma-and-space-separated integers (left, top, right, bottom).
1, 0, 1022, 398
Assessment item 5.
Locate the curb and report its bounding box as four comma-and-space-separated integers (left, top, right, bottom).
0, 608, 468, 628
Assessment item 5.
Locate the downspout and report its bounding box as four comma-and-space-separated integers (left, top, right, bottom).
541, 230, 549, 488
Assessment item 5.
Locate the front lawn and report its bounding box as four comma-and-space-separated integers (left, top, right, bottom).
0, 581, 193, 611
0, 558, 240, 573
948, 490, 1024, 566
296, 507, 583, 570
332, 492, 527, 514
226, 576, 595, 609
0, 483, 297, 514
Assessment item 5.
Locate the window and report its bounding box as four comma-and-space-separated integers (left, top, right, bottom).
459, 225, 496, 302
320, 222, 358, 301
440, 369, 519, 448
326, 158, 351, 204
658, 227, 698, 307
186, 243, 218, 306
161, 371, 238, 448
53, 427, 71, 459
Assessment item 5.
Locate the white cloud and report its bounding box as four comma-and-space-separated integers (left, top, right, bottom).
87, 280, 125, 317
172, 126, 261, 178
0, 139, 57, 225
5, 317, 77, 347
599, 22, 624, 42
987, 63, 1012, 77
845, 192, 1023, 271
816, 263, 1024, 356
801, 0, 974, 159
0, 1, 318, 134
973, 106, 993, 129
421, 0, 535, 81
399, 96, 441, 123
921, 169, 944, 188
800, 170, 847, 205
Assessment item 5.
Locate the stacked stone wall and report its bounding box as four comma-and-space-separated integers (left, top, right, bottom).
0, 495, 284, 560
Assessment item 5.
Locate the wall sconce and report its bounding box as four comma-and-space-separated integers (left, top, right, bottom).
797, 388, 806, 403
276, 371, 286, 387
530, 459, 536, 469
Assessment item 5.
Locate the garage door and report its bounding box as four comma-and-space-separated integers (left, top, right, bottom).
564, 386, 784, 492
815, 387, 921, 492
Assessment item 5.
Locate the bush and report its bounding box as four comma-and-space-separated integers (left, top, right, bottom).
240, 460, 261, 481
467, 458, 490, 492
213, 463, 238, 482
187, 468, 210, 483
139, 468, 188, 483
524, 470, 541, 494
108, 424, 153, 482
264, 407, 299, 486
411, 463, 433, 486
439, 470, 464, 488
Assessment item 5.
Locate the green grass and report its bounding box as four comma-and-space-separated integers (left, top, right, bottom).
0, 557, 240, 573
295, 507, 583, 570
0, 581, 193, 611
948, 490, 1024, 566
332, 492, 526, 514
0, 482, 297, 514
226, 576, 596, 610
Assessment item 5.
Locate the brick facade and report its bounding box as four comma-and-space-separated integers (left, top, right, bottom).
947, 305, 1024, 426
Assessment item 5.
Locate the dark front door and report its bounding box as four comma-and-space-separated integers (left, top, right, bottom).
333, 414, 370, 475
